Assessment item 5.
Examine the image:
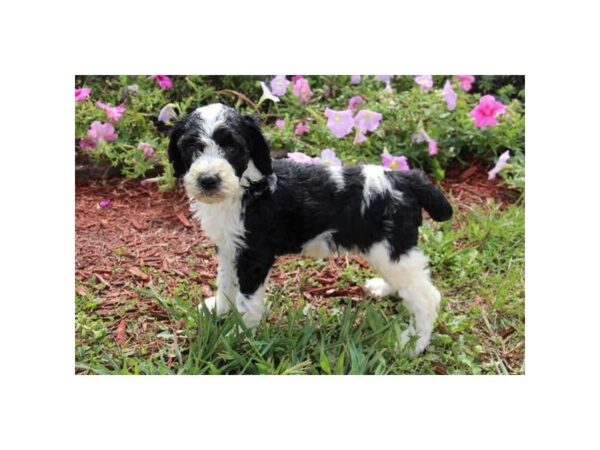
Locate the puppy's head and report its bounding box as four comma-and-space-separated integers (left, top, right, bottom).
168, 103, 273, 203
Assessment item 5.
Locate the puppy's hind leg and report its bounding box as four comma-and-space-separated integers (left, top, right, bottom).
367, 243, 442, 355
201, 252, 238, 316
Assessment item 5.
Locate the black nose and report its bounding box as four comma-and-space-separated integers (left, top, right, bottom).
198, 175, 220, 191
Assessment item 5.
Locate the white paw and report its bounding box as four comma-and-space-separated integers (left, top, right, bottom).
199, 296, 217, 313
364, 278, 393, 298
400, 328, 430, 356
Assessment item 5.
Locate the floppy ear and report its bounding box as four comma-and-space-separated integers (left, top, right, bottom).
242, 115, 273, 176
167, 116, 187, 178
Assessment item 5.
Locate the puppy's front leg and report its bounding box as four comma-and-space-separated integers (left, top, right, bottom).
202, 251, 238, 316
235, 250, 274, 328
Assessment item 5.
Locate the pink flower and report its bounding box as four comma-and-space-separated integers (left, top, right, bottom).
151, 75, 173, 89
354, 131, 367, 144
488, 150, 511, 180
428, 139, 438, 156
287, 152, 318, 164
414, 75, 433, 92
96, 101, 126, 121
293, 77, 312, 103
270, 75, 290, 97
291, 75, 304, 82
324, 108, 354, 138
98, 199, 111, 208
470, 95, 507, 128
319, 149, 342, 167
138, 142, 154, 158
75, 87, 91, 102
350, 75, 361, 85
275, 119, 286, 129
442, 79, 457, 111
294, 122, 309, 135
348, 95, 364, 111
381, 153, 410, 171
457, 75, 475, 91
376, 75, 392, 83
158, 104, 178, 123
354, 109, 383, 133
82, 121, 118, 148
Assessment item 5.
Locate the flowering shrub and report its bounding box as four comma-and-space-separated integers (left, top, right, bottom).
75, 75, 524, 188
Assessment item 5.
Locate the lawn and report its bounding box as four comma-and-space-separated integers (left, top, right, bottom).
75, 178, 524, 375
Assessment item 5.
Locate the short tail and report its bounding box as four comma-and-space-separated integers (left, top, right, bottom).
390, 170, 453, 222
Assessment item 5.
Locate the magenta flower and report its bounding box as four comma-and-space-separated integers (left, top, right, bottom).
138, 142, 154, 158
457, 75, 475, 91
471, 95, 507, 128
376, 75, 392, 83
287, 152, 317, 164
324, 108, 354, 138
319, 149, 342, 167
348, 95, 364, 111
350, 75, 361, 85
270, 75, 290, 97
158, 104, 178, 123
293, 77, 312, 103
354, 109, 383, 133
83, 121, 118, 148
275, 119, 286, 129
414, 75, 433, 92
381, 153, 410, 172
98, 199, 112, 208
294, 122, 309, 135
96, 101, 126, 121
151, 75, 173, 89
488, 150, 511, 180
75, 87, 91, 102
291, 75, 304, 82
442, 79, 457, 111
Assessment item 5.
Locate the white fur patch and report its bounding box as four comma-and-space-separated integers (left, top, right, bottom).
361, 164, 403, 213
195, 103, 226, 135
240, 160, 264, 187
301, 230, 335, 258
183, 156, 241, 204
328, 166, 345, 190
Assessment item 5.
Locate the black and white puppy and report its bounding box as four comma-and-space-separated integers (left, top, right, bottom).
168, 103, 452, 354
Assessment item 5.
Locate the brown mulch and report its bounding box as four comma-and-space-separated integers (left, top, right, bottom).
75, 164, 519, 351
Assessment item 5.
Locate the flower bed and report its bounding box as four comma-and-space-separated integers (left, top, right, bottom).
75, 75, 525, 191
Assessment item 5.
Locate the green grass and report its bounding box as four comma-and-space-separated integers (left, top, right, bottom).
75, 201, 524, 375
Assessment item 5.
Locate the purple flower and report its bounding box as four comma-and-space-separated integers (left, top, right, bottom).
354, 109, 383, 133
381, 153, 410, 171
319, 149, 342, 167
324, 108, 355, 138
138, 142, 154, 158
413, 129, 439, 156
350, 75, 361, 85
98, 198, 112, 208
348, 95, 364, 111
287, 152, 318, 164
259, 81, 280, 104
376, 75, 392, 83
428, 139, 438, 156
158, 104, 178, 123
75, 87, 91, 102
96, 101, 126, 121
415, 75, 433, 92
442, 79, 457, 111
294, 122, 309, 135
293, 77, 312, 103
275, 119, 286, 129
354, 131, 367, 144
270, 75, 290, 97
151, 75, 173, 89
81, 121, 118, 148
488, 150, 511, 180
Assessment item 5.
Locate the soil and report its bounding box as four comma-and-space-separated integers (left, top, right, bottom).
75, 164, 520, 349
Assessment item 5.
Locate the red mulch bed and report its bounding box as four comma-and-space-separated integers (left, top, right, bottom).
75, 164, 519, 349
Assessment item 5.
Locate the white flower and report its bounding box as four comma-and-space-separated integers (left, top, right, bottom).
258, 81, 280, 105
488, 150, 511, 180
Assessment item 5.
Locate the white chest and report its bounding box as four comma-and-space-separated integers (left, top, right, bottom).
190, 197, 246, 257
